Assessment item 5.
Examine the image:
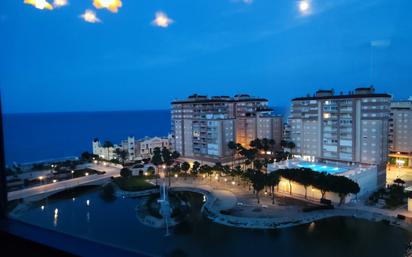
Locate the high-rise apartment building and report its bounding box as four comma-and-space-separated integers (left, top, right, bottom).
389, 98, 412, 168
171, 94, 283, 164
289, 87, 391, 185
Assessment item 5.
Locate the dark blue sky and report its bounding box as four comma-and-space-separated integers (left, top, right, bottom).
1, 0, 411, 113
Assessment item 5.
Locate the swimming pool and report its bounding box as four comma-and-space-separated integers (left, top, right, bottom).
296, 162, 348, 174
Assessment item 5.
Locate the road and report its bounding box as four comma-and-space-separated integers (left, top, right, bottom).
7, 164, 120, 201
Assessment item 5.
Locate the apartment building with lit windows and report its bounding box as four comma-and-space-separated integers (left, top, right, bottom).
171, 94, 283, 164
388, 98, 412, 168
289, 87, 391, 185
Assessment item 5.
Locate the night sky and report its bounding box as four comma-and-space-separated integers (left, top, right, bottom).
1, 0, 411, 113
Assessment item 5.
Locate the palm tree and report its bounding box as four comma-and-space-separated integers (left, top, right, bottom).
266, 172, 280, 204
286, 141, 296, 154
268, 139, 276, 156
228, 141, 237, 168
250, 138, 263, 150
280, 140, 288, 150
151, 147, 163, 185
249, 170, 266, 204
161, 147, 180, 187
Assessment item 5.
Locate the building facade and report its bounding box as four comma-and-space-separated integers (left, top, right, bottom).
289, 87, 391, 186
389, 98, 412, 167
136, 136, 172, 158
93, 136, 171, 161
171, 94, 283, 164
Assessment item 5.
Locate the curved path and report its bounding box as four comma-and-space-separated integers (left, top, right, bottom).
166, 179, 412, 231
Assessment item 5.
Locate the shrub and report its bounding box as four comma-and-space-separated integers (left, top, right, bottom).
120, 168, 132, 177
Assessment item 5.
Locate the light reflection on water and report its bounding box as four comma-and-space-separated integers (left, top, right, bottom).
12, 188, 412, 257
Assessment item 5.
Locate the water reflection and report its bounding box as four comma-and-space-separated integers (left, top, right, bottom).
308, 221, 315, 233
13, 189, 412, 257
53, 208, 58, 227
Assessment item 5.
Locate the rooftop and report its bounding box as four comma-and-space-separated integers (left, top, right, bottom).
292, 87, 391, 101
172, 94, 268, 104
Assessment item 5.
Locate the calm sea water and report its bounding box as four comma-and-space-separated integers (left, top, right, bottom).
14, 188, 412, 257
3, 110, 171, 165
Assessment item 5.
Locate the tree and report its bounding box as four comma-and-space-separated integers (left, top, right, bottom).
192, 161, 201, 176
240, 148, 258, 169
228, 141, 237, 168
286, 141, 296, 153
296, 168, 315, 199
249, 170, 266, 204
100, 183, 116, 202
102, 141, 114, 160
181, 162, 190, 179
250, 138, 263, 151
146, 166, 155, 176
120, 168, 132, 177
80, 151, 92, 161
199, 164, 212, 181
394, 178, 406, 187
151, 147, 163, 169
331, 176, 360, 205
268, 139, 276, 155
115, 149, 128, 166
266, 172, 280, 204
312, 172, 331, 199
233, 165, 243, 183
160, 147, 180, 187
280, 140, 288, 149
278, 169, 295, 195
213, 162, 224, 181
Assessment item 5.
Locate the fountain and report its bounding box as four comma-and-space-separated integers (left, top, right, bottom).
157, 181, 172, 236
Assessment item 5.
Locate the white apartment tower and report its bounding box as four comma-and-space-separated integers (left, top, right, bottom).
171, 94, 283, 164
389, 98, 412, 168
289, 87, 391, 185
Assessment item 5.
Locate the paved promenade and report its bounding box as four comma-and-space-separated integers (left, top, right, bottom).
166, 177, 412, 230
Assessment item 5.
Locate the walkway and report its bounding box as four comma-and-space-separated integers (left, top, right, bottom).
166, 177, 412, 230
8, 164, 120, 201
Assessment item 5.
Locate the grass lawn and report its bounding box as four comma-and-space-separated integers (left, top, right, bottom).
114, 176, 157, 192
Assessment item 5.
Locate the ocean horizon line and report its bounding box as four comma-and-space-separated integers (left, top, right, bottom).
3, 109, 170, 115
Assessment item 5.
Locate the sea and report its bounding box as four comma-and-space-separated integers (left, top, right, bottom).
3, 110, 171, 165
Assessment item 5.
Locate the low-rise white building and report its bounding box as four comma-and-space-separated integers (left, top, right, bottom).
136, 136, 172, 158
92, 135, 171, 161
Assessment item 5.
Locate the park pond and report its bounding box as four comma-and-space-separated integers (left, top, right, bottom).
9, 186, 412, 257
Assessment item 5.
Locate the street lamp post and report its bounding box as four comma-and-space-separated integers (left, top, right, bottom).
71, 170, 74, 179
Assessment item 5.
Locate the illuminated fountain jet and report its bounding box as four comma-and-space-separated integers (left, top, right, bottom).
157, 182, 172, 236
